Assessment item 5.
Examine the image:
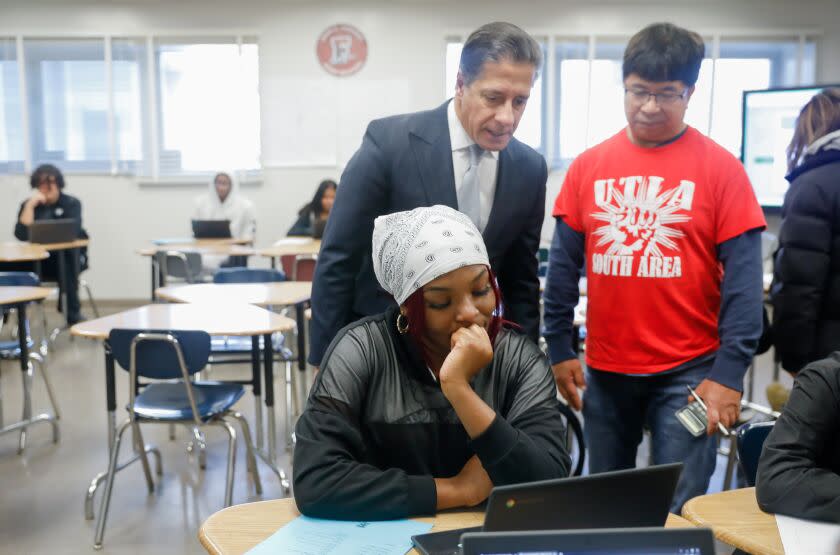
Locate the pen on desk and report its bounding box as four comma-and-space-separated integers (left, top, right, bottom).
686, 384, 730, 436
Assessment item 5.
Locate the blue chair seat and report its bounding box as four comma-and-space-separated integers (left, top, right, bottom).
0, 338, 35, 359
132, 381, 244, 422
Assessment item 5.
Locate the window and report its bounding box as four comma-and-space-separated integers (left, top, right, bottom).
549, 35, 816, 167
24, 39, 109, 171
444, 40, 545, 154
156, 39, 260, 175
0, 38, 24, 173
112, 39, 149, 174
0, 35, 260, 177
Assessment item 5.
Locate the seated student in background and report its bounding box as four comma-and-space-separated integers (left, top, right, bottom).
192, 171, 256, 268
10, 164, 88, 324
756, 355, 840, 522
771, 88, 840, 374
287, 178, 336, 237
293, 205, 570, 520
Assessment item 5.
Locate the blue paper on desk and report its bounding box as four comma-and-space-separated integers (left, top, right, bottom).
245, 515, 433, 555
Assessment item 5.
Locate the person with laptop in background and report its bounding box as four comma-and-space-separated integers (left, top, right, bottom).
293, 205, 570, 521
11, 163, 88, 324
192, 171, 256, 268
287, 178, 337, 237
543, 23, 766, 511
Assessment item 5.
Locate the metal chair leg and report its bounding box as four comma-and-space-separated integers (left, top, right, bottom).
81, 280, 100, 318
722, 434, 739, 491
217, 419, 238, 507
18, 361, 34, 454
186, 427, 207, 470
93, 419, 131, 550
132, 421, 154, 494
31, 352, 60, 420
168, 423, 176, 440
230, 411, 262, 495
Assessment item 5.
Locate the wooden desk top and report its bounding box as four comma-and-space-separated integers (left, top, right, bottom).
682, 487, 782, 555
155, 282, 312, 307
70, 304, 296, 340
0, 286, 53, 306
0, 242, 50, 262
137, 243, 256, 257
30, 238, 89, 251
257, 238, 321, 257
199, 498, 694, 555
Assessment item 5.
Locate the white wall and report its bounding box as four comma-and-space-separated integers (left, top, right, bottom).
1, 0, 836, 298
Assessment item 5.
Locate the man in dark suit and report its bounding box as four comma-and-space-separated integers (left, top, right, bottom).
309, 21, 548, 366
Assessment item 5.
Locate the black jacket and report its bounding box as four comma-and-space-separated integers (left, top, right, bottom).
14, 192, 89, 270
308, 101, 547, 365
756, 355, 840, 522
293, 308, 571, 520
771, 150, 840, 373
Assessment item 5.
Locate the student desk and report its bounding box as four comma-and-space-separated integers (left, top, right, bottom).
137, 239, 255, 301
10, 239, 88, 328
0, 242, 50, 263
198, 497, 696, 555
71, 303, 296, 521
682, 487, 783, 555
155, 282, 314, 441
0, 286, 58, 448
257, 238, 321, 277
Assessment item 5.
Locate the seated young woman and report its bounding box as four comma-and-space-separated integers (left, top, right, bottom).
293, 205, 571, 520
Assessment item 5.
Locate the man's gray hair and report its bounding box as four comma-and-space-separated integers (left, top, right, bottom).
459, 22, 542, 86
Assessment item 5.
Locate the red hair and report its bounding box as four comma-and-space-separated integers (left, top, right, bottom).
402, 266, 509, 364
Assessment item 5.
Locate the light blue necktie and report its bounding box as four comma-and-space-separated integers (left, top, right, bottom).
457, 143, 483, 228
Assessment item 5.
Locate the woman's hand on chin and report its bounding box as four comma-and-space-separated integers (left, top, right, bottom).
438, 324, 493, 388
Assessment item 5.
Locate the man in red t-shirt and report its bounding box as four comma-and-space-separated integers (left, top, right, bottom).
543, 23, 766, 511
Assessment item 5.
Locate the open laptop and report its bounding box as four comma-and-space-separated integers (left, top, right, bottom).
461, 527, 715, 555
191, 219, 231, 239
412, 463, 683, 555
312, 218, 327, 239
28, 219, 79, 244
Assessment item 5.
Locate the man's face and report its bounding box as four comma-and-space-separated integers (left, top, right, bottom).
215, 174, 232, 202
37, 175, 60, 205
454, 60, 535, 151
623, 73, 694, 147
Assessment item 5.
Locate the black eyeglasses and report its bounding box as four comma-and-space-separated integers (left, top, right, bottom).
624, 88, 689, 106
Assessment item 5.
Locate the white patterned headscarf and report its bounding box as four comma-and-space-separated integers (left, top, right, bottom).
372, 205, 490, 305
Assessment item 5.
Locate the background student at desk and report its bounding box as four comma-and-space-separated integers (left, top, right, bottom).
192, 171, 257, 268
287, 178, 336, 237
5, 164, 89, 324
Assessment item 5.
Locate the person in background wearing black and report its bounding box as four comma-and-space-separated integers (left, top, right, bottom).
771, 88, 840, 374
293, 205, 569, 520
13, 164, 88, 324
287, 179, 337, 237
756, 355, 840, 522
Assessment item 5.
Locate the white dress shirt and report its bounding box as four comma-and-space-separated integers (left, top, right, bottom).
447, 100, 498, 232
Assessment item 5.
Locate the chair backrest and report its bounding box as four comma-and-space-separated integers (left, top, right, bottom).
0, 271, 40, 287
291, 255, 317, 281
556, 401, 586, 477
108, 329, 211, 380
736, 420, 775, 486
157, 251, 203, 283
213, 267, 286, 284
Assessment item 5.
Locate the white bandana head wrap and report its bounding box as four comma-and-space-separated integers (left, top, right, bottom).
372, 205, 490, 305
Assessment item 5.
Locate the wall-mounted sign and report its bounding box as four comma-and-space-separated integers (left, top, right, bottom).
316, 24, 367, 77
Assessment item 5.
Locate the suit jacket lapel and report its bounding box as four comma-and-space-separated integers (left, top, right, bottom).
483, 142, 518, 250
409, 101, 458, 208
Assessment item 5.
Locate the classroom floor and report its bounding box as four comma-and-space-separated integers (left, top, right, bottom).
0, 303, 794, 554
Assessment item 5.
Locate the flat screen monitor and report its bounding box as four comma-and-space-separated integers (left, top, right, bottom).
741, 85, 838, 208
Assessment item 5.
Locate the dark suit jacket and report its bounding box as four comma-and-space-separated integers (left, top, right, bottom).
309, 101, 547, 365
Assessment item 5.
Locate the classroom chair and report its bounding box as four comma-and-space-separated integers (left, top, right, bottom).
156, 250, 204, 285
557, 400, 586, 477
94, 329, 262, 549
0, 272, 60, 453
213, 267, 286, 284
736, 420, 775, 487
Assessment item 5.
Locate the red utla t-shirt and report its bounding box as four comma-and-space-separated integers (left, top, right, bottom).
554, 126, 766, 374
